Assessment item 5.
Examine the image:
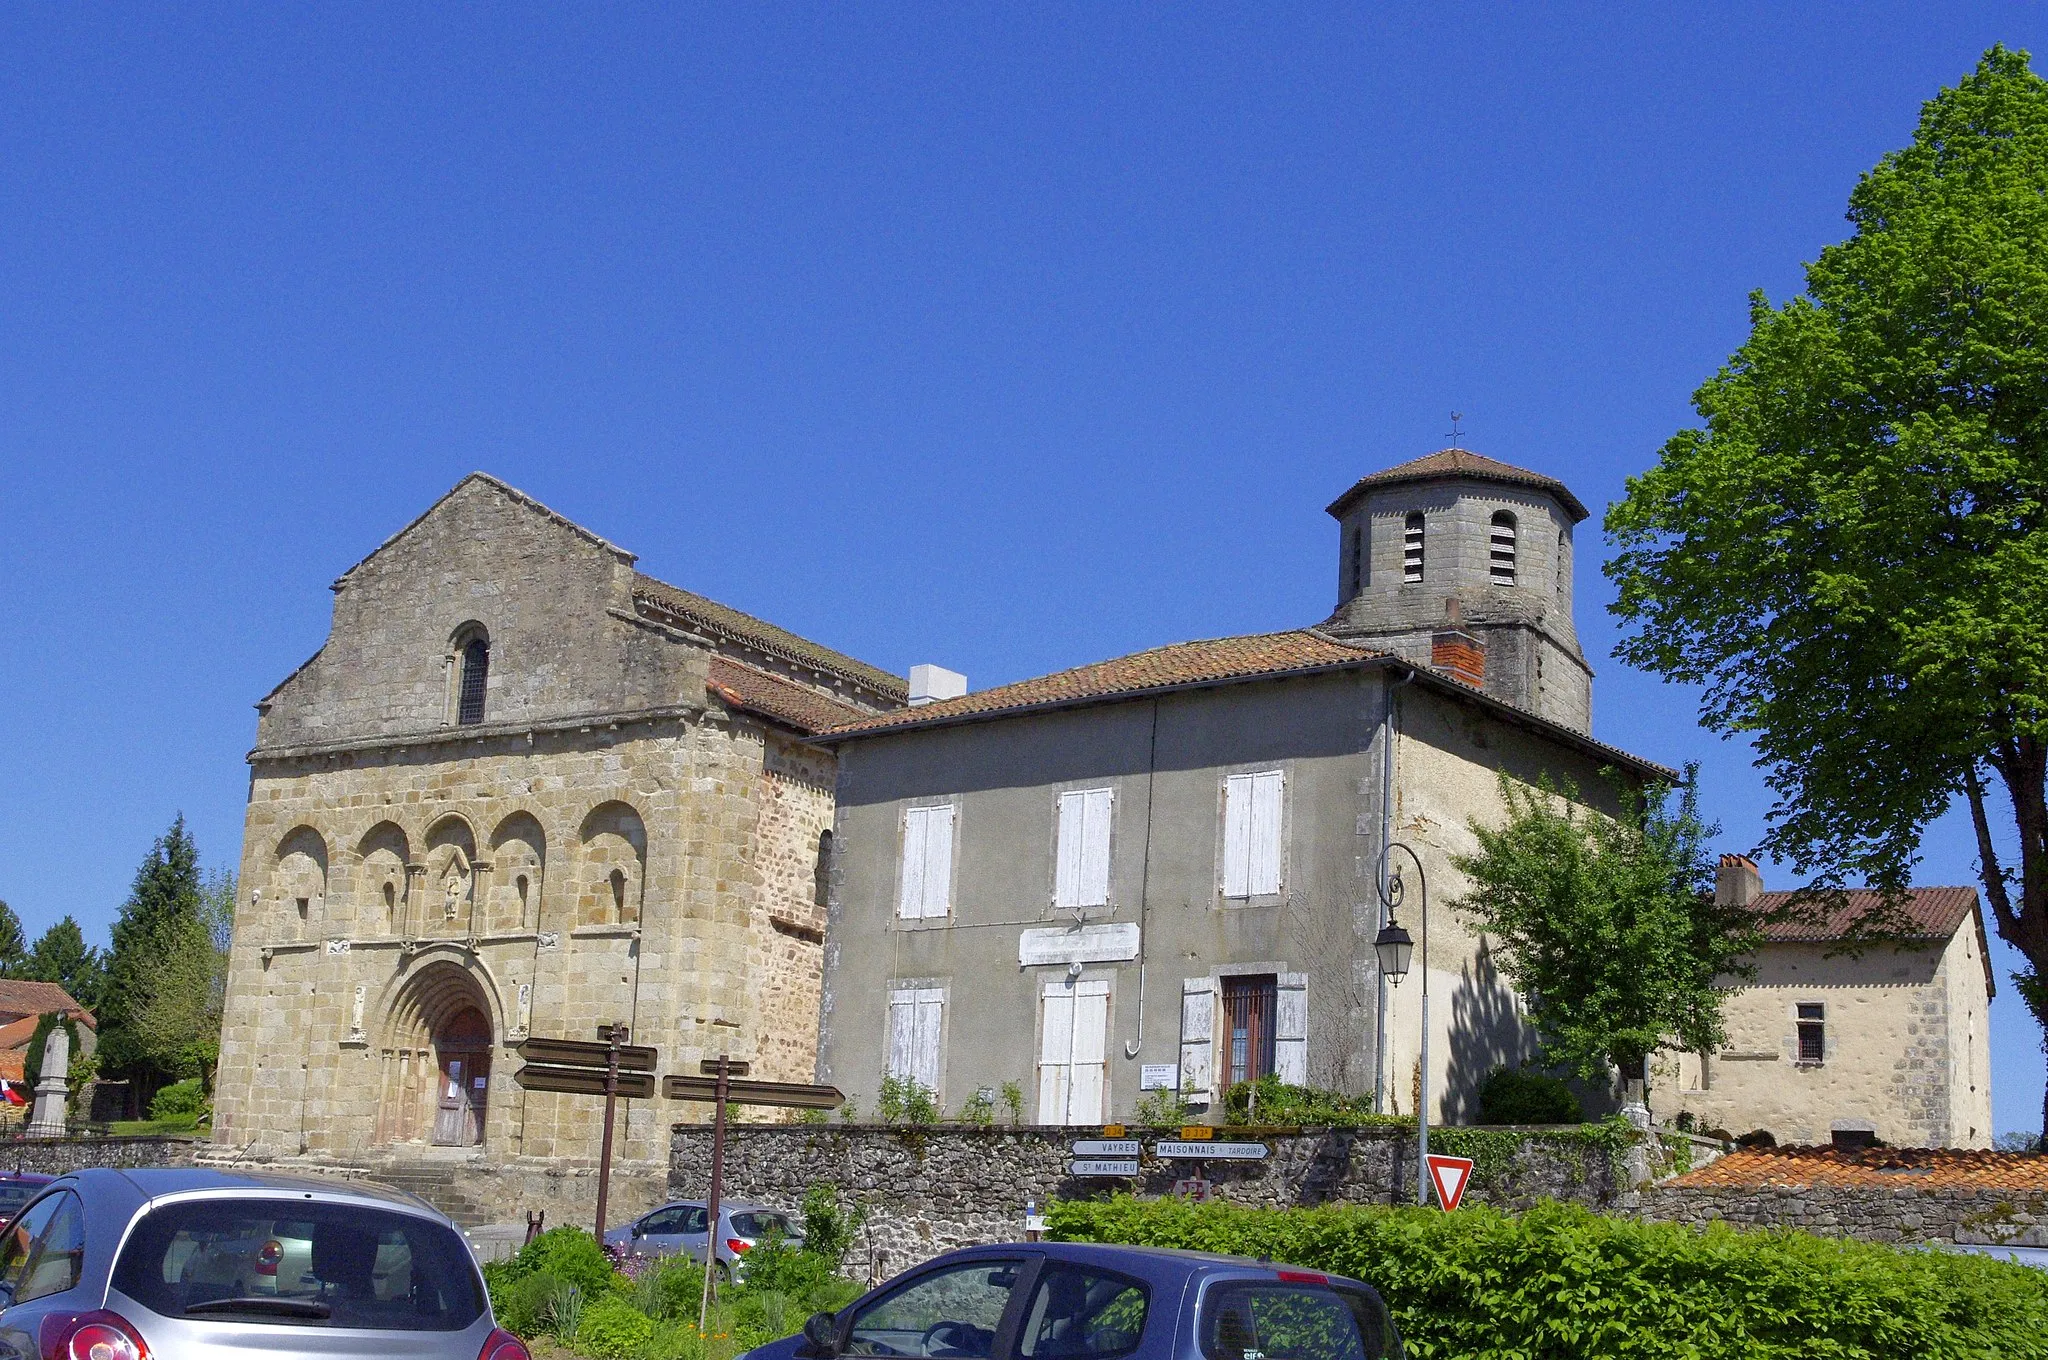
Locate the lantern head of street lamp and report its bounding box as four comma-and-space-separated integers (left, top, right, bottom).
1374, 917, 1414, 985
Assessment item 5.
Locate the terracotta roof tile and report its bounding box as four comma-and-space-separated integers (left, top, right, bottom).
1754, 887, 1978, 942
822, 631, 1382, 737
1326, 449, 1590, 522
634, 575, 906, 700
0, 981, 92, 1026
1667, 1146, 2048, 1193
706, 656, 875, 737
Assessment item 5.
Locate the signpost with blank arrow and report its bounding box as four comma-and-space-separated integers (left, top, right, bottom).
514, 1025, 655, 1240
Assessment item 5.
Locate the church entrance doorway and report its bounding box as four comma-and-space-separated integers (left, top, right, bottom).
432, 1007, 492, 1147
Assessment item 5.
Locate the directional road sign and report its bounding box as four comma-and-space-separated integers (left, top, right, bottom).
700, 1059, 753, 1076
515, 1064, 657, 1099
1068, 1159, 1141, 1178
662, 1075, 845, 1109
1425, 1154, 1475, 1212
1070, 1140, 1141, 1158
518, 1037, 659, 1072
1154, 1141, 1269, 1161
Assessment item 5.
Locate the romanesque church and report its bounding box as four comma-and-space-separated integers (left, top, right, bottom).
211, 474, 902, 1167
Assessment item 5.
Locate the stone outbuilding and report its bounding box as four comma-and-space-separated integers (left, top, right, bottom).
211, 473, 902, 1167
1659, 857, 1996, 1149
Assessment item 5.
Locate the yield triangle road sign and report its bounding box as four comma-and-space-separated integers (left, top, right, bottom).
1425, 1154, 1475, 1211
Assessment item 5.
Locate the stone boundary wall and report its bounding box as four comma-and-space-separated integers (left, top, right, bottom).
1639, 1183, 2048, 1246
668, 1124, 1625, 1274
0, 1137, 198, 1175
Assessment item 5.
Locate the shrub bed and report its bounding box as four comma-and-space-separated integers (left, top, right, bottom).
1045, 1195, 2048, 1359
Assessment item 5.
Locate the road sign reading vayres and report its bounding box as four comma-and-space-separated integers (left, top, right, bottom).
1070, 1140, 1141, 1158
1425, 1153, 1476, 1211
1069, 1159, 1142, 1178
1154, 1141, 1268, 1160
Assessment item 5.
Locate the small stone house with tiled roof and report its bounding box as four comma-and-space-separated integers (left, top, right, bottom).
813, 453, 1667, 1127
213, 474, 902, 1168
0, 982, 94, 1086
1656, 856, 1995, 1149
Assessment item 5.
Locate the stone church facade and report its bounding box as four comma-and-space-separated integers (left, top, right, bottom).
211, 474, 901, 1166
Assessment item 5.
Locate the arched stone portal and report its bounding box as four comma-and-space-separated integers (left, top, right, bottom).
377, 961, 496, 1149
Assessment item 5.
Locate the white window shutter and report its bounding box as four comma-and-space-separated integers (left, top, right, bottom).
920, 805, 955, 918
912, 988, 944, 1091
1274, 973, 1308, 1085
1069, 981, 1109, 1124
1037, 982, 1076, 1123
1249, 771, 1284, 896
1180, 977, 1216, 1104
1222, 775, 1252, 898
898, 809, 928, 920
1055, 793, 1086, 908
1079, 789, 1113, 907
887, 989, 916, 1077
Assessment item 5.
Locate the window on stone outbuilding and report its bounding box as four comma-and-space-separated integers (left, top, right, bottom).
1796, 1002, 1826, 1063
814, 830, 834, 910
457, 635, 490, 725
1403, 513, 1425, 583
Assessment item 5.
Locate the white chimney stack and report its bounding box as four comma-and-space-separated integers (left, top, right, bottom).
908, 664, 967, 707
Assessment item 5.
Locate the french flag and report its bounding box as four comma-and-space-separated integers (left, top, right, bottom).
3, 1083, 27, 1108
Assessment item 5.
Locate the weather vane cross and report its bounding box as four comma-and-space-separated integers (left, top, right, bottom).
1446, 412, 1466, 448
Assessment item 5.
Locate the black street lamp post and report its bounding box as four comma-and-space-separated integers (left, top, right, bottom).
1374, 841, 1429, 1207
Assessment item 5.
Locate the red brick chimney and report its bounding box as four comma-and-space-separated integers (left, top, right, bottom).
1431, 598, 1486, 689
1716, 854, 1763, 908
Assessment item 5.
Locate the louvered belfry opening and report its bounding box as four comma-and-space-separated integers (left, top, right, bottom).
1490, 510, 1517, 585
1222, 974, 1278, 1088
457, 636, 490, 725
1402, 513, 1425, 582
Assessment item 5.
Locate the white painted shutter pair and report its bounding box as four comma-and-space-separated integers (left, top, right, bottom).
887, 987, 944, 1092
1222, 771, 1285, 898
1037, 978, 1108, 1125
1055, 789, 1113, 909
897, 805, 955, 919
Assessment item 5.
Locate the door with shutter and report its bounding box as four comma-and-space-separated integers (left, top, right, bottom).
1037, 978, 1109, 1125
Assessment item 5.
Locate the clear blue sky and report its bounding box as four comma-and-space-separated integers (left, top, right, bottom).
1, 6, 2041, 1135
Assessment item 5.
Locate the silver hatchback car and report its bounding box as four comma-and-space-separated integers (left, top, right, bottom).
0, 1167, 527, 1360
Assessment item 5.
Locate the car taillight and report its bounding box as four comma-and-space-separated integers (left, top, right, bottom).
40, 1311, 150, 1360
478, 1328, 531, 1360
255, 1238, 283, 1276
1276, 1270, 1328, 1285
727, 1238, 751, 1253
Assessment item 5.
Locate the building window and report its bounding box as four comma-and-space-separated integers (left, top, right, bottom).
457, 635, 490, 725
814, 829, 835, 910
1221, 771, 1284, 899
887, 986, 945, 1095
1490, 511, 1517, 585
1055, 788, 1113, 910
1403, 513, 1425, 583
1555, 530, 1569, 600
1222, 975, 1277, 1088
898, 805, 956, 920
1796, 1003, 1825, 1063
1037, 977, 1109, 1125
1348, 525, 1366, 597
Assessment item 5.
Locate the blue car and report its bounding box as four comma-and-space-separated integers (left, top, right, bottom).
742, 1242, 1402, 1360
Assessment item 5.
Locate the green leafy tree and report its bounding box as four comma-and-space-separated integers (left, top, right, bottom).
99, 817, 209, 1103
25, 918, 105, 1012
0, 902, 27, 978
1606, 46, 2048, 1145
1450, 772, 1763, 1105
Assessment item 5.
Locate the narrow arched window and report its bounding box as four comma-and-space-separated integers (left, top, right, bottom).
457, 635, 490, 724
609, 868, 628, 922
814, 829, 834, 909
1555, 530, 1569, 600
1490, 511, 1517, 586
1348, 525, 1366, 597
1403, 513, 1425, 583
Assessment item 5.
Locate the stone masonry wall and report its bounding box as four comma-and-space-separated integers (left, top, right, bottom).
667, 1124, 1624, 1275
0, 1138, 196, 1175
1640, 1182, 2048, 1246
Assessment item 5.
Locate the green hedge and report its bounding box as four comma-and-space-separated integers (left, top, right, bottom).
1045, 1196, 2048, 1359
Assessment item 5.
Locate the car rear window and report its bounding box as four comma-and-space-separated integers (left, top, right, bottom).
1201, 1282, 1399, 1360
0, 1182, 46, 1220
730, 1211, 792, 1239
111, 1198, 485, 1332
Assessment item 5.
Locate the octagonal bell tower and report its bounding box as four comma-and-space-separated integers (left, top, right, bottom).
1318, 449, 1593, 730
